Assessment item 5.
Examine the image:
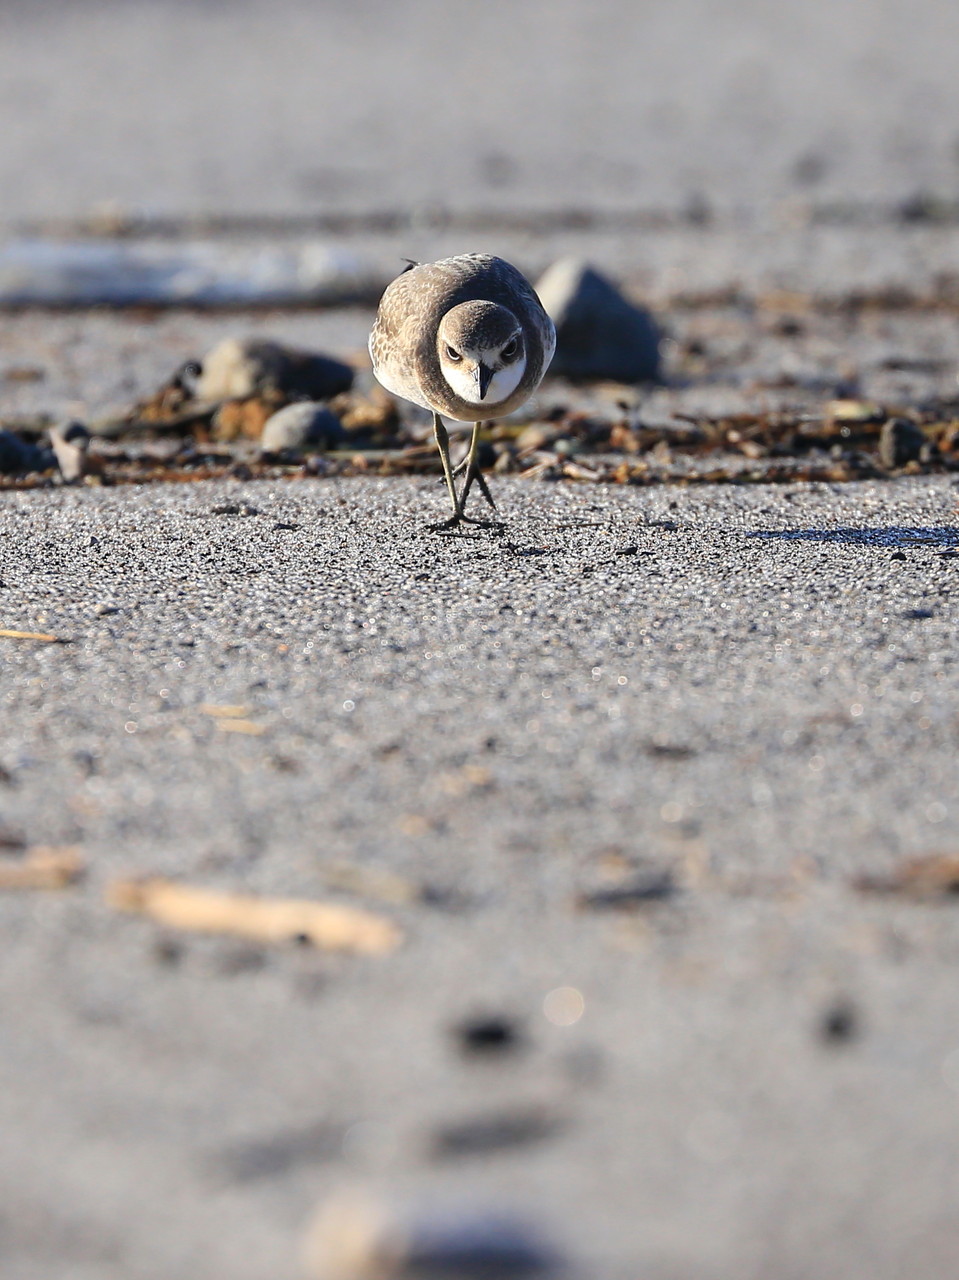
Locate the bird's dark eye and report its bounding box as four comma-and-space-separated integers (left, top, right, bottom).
446, 345, 462, 362
502, 337, 519, 359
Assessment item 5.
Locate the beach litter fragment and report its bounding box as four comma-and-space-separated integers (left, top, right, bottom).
214, 719, 266, 736
431, 1106, 560, 1159
0, 628, 66, 643
303, 1189, 563, 1280
0, 846, 85, 890
321, 861, 421, 905
854, 854, 959, 898
106, 879, 402, 953
577, 868, 676, 910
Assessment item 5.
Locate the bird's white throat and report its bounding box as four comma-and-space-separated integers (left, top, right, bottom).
443, 356, 526, 407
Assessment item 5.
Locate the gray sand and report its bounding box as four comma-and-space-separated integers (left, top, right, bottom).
2, 473, 959, 1279
4, 1, 959, 1275
4, 0, 959, 222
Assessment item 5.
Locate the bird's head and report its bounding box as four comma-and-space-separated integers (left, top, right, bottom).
437, 301, 526, 406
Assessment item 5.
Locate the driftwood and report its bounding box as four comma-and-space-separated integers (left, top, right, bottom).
107, 878, 402, 954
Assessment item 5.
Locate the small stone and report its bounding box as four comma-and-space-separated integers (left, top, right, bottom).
578, 869, 676, 909
194, 338, 354, 402
453, 1014, 522, 1056
820, 1000, 858, 1044
432, 1107, 559, 1159
94, 603, 120, 617
260, 402, 344, 455
535, 258, 661, 383
304, 1191, 562, 1280
152, 936, 185, 967
3, 365, 45, 383
215, 944, 268, 976
49, 420, 91, 483
0, 431, 50, 476
0, 431, 29, 475
878, 418, 926, 468
645, 742, 696, 760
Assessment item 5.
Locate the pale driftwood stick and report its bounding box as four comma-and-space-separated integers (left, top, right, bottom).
0, 629, 62, 643
107, 879, 402, 954
0, 847, 85, 890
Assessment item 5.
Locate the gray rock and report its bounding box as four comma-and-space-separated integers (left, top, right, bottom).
260, 401, 344, 454
49, 420, 91, 482
879, 417, 926, 468
0, 431, 28, 474
193, 338, 354, 403
304, 1191, 562, 1280
535, 258, 660, 383
0, 430, 50, 475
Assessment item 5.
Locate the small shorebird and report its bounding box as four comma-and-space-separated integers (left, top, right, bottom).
369, 253, 556, 528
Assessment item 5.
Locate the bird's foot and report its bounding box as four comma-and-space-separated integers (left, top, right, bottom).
461, 512, 505, 527
428, 512, 465, 533
426, 510, 505, 534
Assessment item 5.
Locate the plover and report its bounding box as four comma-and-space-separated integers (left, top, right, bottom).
369, 254, 556, 528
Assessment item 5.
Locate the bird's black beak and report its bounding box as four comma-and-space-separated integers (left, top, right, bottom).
476, 363, 494, 400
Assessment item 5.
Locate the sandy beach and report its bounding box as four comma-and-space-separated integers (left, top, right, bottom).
3, 3, 959, 1278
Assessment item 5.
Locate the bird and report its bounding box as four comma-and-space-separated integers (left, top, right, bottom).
369, 253, 556, 529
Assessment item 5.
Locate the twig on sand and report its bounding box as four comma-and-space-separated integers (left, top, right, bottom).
0, 628, 66, 643
106, 878, 403, 954
0, 846, 85, 890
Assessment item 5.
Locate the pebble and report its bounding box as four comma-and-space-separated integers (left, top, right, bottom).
819, 1000, 858, 1044
304, 1191, 562, 1280
260, 401, 344, 454
878, 417, 926, 468
49, 420, 90, 482
0, 431, 28, 474
0, 430, 50, 476
453, 1014, 523, 1055
431, 1106, 558, 1158
535, 258, 661, 383
578, 869, 676, 909
193, 337, 354, 402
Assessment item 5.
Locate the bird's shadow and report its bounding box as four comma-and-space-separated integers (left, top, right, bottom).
747, 526, 959, 548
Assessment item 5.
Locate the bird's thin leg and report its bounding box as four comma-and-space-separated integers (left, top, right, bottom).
461, 466, 498, 513
455, 421, 498, 515
451, 422, 479, 480
433, 412, 461, 517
